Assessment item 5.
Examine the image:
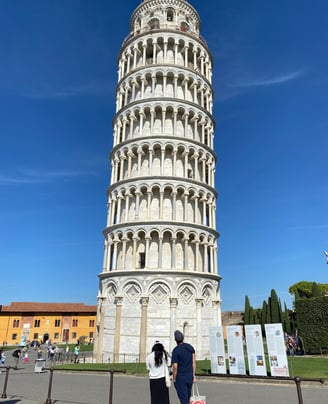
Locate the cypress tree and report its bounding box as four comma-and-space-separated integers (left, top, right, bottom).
283, 302, 291, 334
244, 295, 251, 325
270, 289, 281, 323
261, 300, 267, 332
266, 298, 271, 323
253, 309, 260, 324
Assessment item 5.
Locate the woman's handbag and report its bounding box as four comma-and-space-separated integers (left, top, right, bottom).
164, 362, 171, 388
190, 383, 206, 404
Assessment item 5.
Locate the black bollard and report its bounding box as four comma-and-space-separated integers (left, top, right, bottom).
1, 366, 10, 398
108, 369, 114, 404
45, 367, 54, 404
294, 376, 303, 404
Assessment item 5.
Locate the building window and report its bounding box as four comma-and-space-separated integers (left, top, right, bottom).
13, 319, 20, 328
89, 332, 94, 339
33, 333, 38, 340
55, 319, 61, 327
12, 333, 17, 340
34, 319, 40, 327
72, 332, 77, 339
89, 320, 95, 327
72, 319, 78, 327
54, 333, 59, 339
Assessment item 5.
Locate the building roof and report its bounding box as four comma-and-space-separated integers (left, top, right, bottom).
1, 302, 97, 313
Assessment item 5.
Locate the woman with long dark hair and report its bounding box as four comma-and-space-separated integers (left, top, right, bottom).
146, 341, 170, 404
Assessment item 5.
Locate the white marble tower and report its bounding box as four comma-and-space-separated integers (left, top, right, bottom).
95, 0, 221, 362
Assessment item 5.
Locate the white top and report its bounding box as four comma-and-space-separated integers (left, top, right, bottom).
146, 351, 171, 379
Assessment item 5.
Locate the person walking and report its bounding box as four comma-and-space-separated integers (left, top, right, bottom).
146, 341, 171, 404
12, 348, 21, 369
74, 344, 80, 363
171, 330, 196, 404
0, 348, 5, 373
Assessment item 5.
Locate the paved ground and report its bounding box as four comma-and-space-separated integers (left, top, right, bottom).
0, 347, 327, 404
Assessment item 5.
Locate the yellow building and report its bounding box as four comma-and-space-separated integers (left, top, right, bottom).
0, 302, 97, 346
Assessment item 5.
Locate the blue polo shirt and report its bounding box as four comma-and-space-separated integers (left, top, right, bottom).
171, 342, 195, 377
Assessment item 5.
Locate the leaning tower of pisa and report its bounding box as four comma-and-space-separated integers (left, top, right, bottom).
95, 0, 221, 362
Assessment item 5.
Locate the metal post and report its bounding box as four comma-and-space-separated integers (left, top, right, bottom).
45, 367, 54, 404
1, 366, 10, 398
294, 376, 303, 404
108, 369, 114, 404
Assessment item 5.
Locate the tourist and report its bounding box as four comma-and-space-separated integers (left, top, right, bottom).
171, 330, 196, 404
74, 344, 80, 363
146, 341, 170, 404
12, 348, 21, 369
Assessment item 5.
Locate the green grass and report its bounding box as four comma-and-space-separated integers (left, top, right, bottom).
56, 343, 94, 352
287, 356, 328, 380
54, 356, 328, 381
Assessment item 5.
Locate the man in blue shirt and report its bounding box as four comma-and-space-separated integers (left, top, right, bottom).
171, 330, 196, 404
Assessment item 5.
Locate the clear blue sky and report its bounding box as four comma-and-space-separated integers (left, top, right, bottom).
1, 0, 327, 312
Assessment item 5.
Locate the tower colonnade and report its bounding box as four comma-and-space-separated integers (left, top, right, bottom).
106, 181, 217, 228
110, 140, 216, 186
113, 101, 214, 148
102, 224, 218, 274
118, 33, 212, 82
116, 67, 213, 112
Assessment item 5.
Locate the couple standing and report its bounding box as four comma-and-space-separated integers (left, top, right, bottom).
146, 330, 196, 404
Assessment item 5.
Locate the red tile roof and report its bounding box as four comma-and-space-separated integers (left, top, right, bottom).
1, 302, 97, 313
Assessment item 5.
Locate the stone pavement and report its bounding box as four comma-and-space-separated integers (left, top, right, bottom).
0, 347, 327, 403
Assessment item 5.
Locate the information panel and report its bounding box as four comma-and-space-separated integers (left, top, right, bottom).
265, 323, 289, 377
244, 324, 267, 376
209, 326, 226, 374
226, 325, 246, 375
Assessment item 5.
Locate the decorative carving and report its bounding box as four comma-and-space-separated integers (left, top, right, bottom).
123, 282, 142, 303
107, 283, 117, 303
202, 286, 212, 304
149, 283, 170, 303
178, 283, 195, 304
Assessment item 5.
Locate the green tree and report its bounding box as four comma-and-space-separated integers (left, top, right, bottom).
261, 301, 267, 333
311, 282, 322, 298
294, 289, 301, 301
244, 295, 252, 324
266, 299, 271, 324
289, 281, 328, 299
283, 302, 291, 334
270, 289, 281, 323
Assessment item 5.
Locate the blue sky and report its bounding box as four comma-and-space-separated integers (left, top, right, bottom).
0, 0, 327, 312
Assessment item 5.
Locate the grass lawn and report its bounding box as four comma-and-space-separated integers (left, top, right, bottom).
55, 355, 328, 381
287, 356, 328, 380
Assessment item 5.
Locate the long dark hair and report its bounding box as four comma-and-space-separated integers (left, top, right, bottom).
152, 343, 168, 367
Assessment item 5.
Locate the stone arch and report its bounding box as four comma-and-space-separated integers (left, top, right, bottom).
177, 281, 196, 304
163, 143, 174, 176
138, 185, 148, 220
163, 184, 173, 221
148, 281, 171, 306
150, 184, 160, 220
152, 143, 161, 175
162, 229, 173, 269
175, 230, 185, 269
136, 229, 146, 269
202, 283, 214, 304
123, 280, 142, 303
105, 281, 117, 303
124, 230, 134, 269
148, 229, 159, 269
